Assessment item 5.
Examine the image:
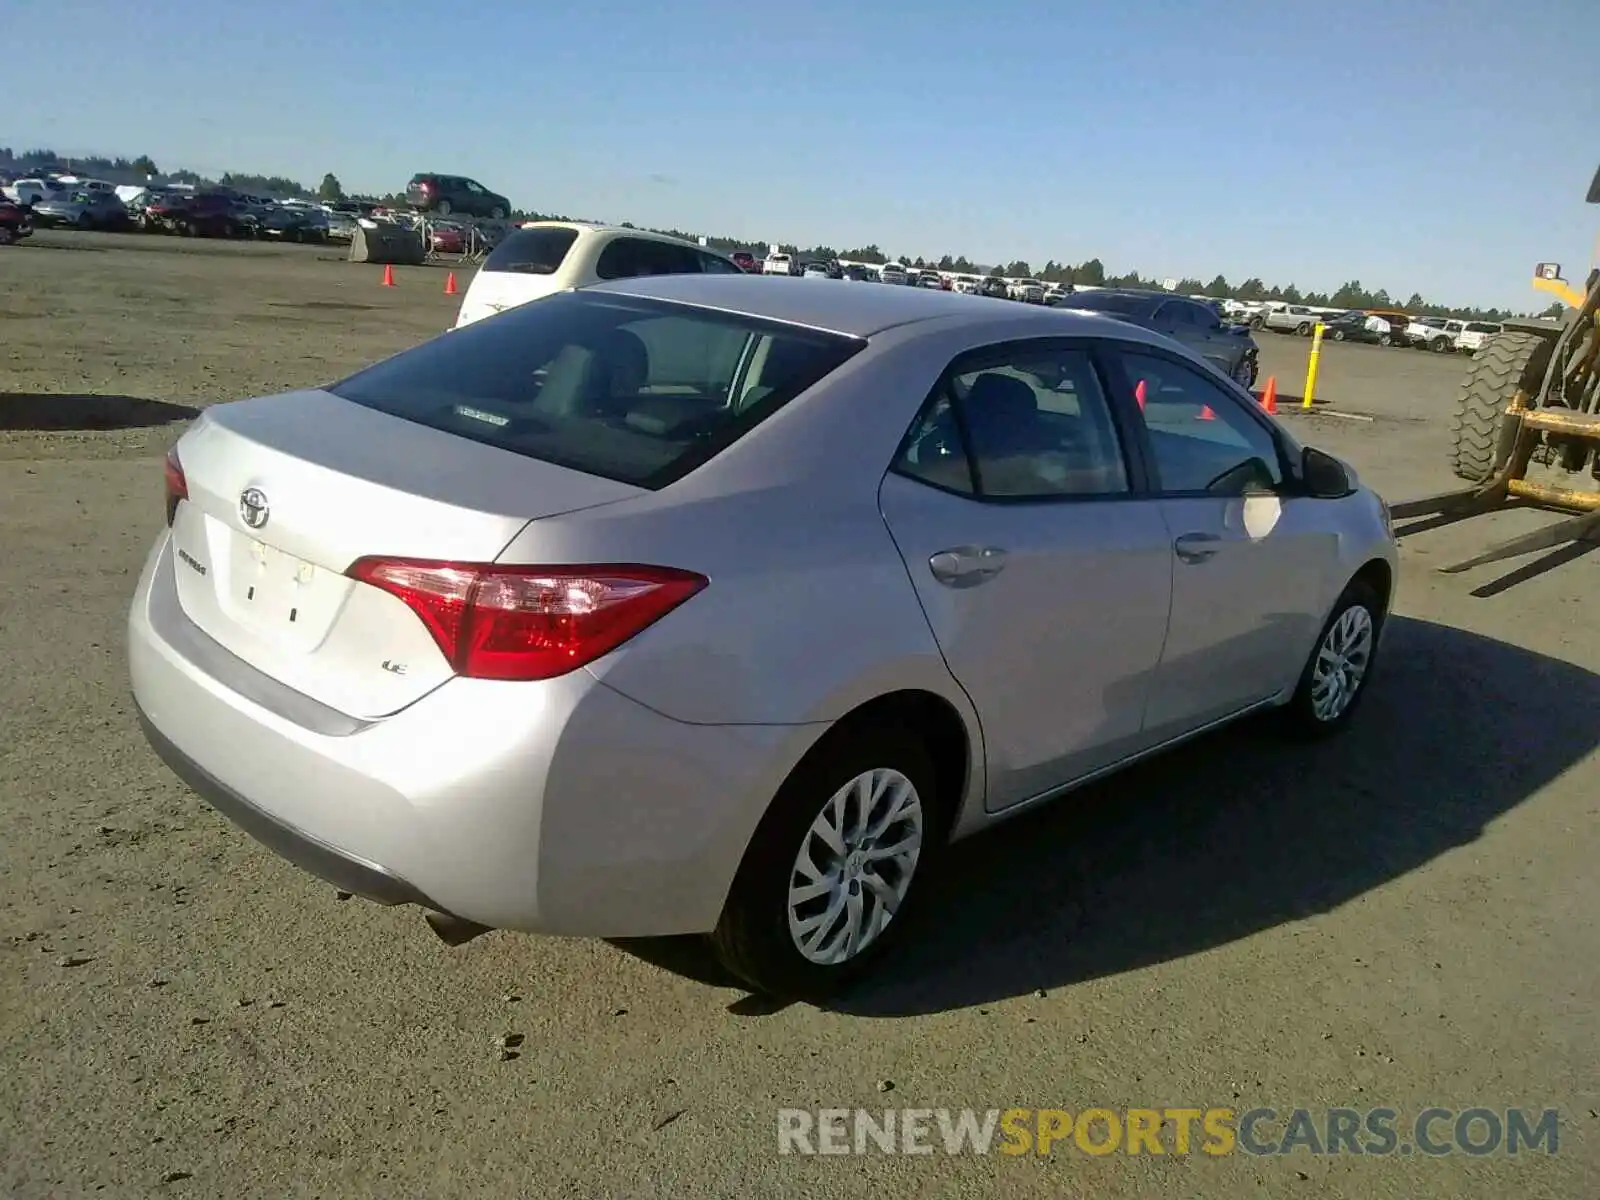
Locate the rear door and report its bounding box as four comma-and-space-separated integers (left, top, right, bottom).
879, 339, 1173, 811
1106, 345, 1331, 737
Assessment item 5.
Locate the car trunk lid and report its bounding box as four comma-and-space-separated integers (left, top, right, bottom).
166, 389, 642, 717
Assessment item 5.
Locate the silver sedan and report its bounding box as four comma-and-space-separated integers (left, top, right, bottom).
128, 275, 1398, 1000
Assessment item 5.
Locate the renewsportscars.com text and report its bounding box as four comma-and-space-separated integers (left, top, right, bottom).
777, 1106, 1560, 1157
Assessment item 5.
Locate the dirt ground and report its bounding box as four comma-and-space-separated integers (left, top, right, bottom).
2, 231, 1596, 1199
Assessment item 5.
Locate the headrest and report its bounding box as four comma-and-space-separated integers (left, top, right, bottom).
963, 373, 1038, 423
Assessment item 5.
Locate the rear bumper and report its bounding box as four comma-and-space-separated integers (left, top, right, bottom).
128, 531, 821, 936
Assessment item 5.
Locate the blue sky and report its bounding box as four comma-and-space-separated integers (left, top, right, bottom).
8, 0, 1599, 309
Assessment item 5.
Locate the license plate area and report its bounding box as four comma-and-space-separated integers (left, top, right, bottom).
212, 523, 348, 650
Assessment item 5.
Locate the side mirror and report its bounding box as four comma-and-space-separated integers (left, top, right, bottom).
1300, 446, 1354, 498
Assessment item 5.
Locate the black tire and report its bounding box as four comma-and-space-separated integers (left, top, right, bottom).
1448, 330, 1554, 483
1432, 337, 1452, 353
1277, 578, 1384, 739
1331, 329, 1346, 341
1249, 316, 1264, 329
1296, 322, 1312, 336
1379, 333, 1393, 346
710, 725, 946, 1000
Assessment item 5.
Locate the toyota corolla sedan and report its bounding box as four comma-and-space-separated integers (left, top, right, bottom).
128, 276, 1397, 1000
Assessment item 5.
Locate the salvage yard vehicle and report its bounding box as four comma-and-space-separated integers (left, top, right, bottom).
1048, 287, 1261, 389
404, 173, 511, 220
1322, 310, 1388, 345
1393, 163, 1600, 575
1405, 316, 1461, 353
1008, 278, 1046, 303
0, 197, 32, 244
28, 188, 131, 230
129, 275, 1396, 1000
1454, 321, 1502, 354
143, 192, 247, 238
1261, 305, 1325, 335
451, 221, 743, 328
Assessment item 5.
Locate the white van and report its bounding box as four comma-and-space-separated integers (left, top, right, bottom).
762, 252, 794, 276
452, 223, 743, 328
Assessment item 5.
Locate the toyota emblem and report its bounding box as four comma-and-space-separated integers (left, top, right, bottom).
239, 487, 270, 530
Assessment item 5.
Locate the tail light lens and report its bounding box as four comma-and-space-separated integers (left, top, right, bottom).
163, 446, 187, 526
346, 559, 708, 681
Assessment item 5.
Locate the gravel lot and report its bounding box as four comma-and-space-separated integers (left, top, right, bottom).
3, 232, 1596, 1199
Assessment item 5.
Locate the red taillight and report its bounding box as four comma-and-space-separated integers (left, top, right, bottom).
163, 446, 187, 526
345, 559, 708, 681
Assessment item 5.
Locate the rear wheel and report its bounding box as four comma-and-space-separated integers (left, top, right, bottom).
710, 727, 943, 1000
1331, 329, 1346, 341
1448, 330, 1554, 483
1432, 337, 1452, 353
1296, 322, 1313, 335
1379, 333, 1393, 346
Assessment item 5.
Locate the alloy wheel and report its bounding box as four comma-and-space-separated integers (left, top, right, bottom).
786, 768, 924, 966
1310, 605, 1375, 722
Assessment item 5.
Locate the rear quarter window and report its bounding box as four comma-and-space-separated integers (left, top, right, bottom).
483, 227, 580, 275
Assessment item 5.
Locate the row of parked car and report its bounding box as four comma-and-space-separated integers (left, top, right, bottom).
1243, 302, 1502, 355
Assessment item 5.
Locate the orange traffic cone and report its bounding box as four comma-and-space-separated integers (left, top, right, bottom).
444, 271, 458, 296
381, 264, 395, 288
1198, 405, 1216, 420
1135, 379, 1146, 411
1260, 376, 1278, 414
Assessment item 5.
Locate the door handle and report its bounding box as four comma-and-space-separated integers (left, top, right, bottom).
929, 546, 1007, 587
1173, 532, 1222, 564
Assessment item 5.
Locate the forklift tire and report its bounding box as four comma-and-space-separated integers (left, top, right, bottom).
1448, 330, 1555, 484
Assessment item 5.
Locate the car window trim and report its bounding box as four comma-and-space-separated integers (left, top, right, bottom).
887, 336, 1154, 506
1099, 340, 1297, 498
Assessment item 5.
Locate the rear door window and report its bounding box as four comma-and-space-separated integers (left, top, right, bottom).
596, 238, 701, 280
482, 227, 579, 275
330, 292, 863, 489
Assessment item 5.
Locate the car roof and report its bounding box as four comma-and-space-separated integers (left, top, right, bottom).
585, 273, 1140, 338
516, 220, 721, 251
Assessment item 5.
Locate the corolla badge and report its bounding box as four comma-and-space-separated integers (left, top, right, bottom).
239, 487, 270, 530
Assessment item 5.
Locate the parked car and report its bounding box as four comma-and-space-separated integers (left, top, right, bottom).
841, 264, 872, 282
1320, 311, 1388, 345
918, 272, 945, 290
152, 193, 250, 238
29, 189, 130, 231
980, 276, 1010, 300
130, 275, 1396, 1000
5, 177, 71, 206
1008, 278, 1046, 304
730, 251, 758, 273
1260, 305, 1327, 336
451, 221, 743, 328
950, 275, 982, 295
259, 202, 330, 243
1404, 317, 1461, 353
404, 173, 511, 219
0, 197, 32, 245
1454, 321, 1503, 354
763, 252, 796, 276
1047, 288, 1261, 389
425, 221, 467, 255
802, 262, 831, 278
878, 263, 909, 286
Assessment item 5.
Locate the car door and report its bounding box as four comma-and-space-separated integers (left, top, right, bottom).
1108, 346, 1333, 738
878, 340, 1175, 812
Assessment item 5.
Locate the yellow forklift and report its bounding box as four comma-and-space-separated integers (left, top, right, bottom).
1391, 164, 1600, 574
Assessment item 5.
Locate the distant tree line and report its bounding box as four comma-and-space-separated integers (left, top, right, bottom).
1, 147, 1552, 321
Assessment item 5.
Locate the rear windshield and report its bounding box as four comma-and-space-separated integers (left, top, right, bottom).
330, 291, 864, 489
483, 227, 580, 275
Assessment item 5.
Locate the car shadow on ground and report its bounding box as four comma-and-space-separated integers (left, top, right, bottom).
614, 616, 1599, 1015
0, 392, 201, 431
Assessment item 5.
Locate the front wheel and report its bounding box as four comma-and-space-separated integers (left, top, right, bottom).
1331, 329, 1346, 341
710, 728, 943, 999
1277, 579, 1383, 737
1378, 334, 1393, 347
